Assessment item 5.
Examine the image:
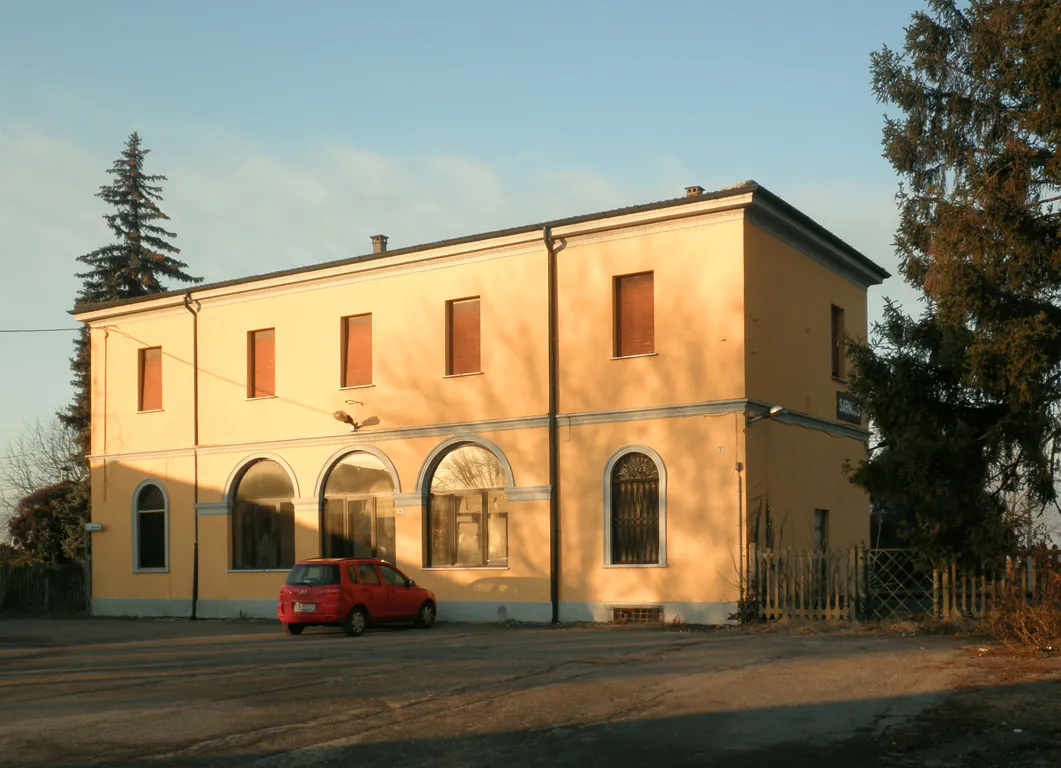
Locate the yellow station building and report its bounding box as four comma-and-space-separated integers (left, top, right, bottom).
74, 181, 888, 624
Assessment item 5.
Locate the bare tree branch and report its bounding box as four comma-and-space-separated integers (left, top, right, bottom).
0, 417, 85, 539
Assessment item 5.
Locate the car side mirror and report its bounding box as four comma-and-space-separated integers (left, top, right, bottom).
405, 579, 415, 588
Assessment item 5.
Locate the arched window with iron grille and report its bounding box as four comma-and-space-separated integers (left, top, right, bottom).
609, 452, 661, 565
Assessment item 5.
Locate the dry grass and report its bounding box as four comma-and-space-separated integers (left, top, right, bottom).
984, 563, 1061, 653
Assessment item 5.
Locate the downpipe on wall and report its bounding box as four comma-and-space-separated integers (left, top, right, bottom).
544, 227, 561, 624
183, 292, 201, 620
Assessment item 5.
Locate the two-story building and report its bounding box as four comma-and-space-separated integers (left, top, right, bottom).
74, 181, 888, 625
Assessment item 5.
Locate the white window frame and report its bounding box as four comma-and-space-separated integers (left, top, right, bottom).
602, 445, 668, 568
132, 479, 170, 573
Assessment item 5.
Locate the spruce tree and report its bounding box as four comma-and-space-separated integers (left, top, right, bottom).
848, 0, 1061, 565
61, 132, 202, 461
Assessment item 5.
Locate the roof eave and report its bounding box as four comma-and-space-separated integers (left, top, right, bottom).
72, 181, 890, 321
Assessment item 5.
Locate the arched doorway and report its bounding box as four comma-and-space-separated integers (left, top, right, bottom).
321, 451, 396, 561
426, 443, 509, 568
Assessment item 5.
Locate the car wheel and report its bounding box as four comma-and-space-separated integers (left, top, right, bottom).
343, 607, 367, 637
284, 623, 304, 636
415, 601, 436, 629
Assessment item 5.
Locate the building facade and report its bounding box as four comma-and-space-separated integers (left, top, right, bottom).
75, 181, 888, 624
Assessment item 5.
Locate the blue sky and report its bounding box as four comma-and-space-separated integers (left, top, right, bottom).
0, 1, 926, 464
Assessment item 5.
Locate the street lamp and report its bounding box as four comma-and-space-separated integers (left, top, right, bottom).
746, 404, 785, 425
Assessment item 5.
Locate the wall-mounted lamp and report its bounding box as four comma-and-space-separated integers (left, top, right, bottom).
333, 410, 361, 432
747, 404, 785, 425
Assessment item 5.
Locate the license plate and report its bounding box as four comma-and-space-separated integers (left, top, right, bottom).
293, 603, 316, 613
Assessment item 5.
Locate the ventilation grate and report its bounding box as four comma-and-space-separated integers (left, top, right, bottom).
611, 606, 663, 625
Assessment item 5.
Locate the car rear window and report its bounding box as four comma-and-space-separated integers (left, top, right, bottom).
285, 564, 341, 586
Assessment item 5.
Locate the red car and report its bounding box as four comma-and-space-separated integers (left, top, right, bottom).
277, 558, 437, 637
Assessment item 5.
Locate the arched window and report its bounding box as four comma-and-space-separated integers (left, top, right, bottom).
134, 482, 167, 571
321, 452, 396, 561
232, 459, 295, 570
427, 444, 508, 568
609, 452, 661, 565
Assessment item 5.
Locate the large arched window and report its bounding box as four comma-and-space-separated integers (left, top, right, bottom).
321, 451, 396, 561
232, 459, 295, 570
133, 482, 168, 571
427, 444, 508, 568
607, 451, 663, 565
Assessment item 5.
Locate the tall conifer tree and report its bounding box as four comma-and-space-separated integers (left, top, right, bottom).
61, 133, 202, 462
848, 0, 1061, 565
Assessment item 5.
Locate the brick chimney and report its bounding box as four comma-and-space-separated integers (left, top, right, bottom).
685, 185, 705, 198
371, 234, 388, 254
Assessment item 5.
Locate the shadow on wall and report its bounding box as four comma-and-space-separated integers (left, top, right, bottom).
94, 451, 556, 618
376, 281, 747, 611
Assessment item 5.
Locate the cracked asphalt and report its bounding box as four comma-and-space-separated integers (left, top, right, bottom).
0, 618, 968, 767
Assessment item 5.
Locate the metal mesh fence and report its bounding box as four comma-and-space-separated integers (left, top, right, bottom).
861, 549, 935, 621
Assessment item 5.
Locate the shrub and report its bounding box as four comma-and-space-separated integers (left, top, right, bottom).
984, 559, 1061, 653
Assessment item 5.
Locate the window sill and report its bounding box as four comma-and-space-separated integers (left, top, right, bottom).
831, 376, 848, 384
133, 567, 170, 574
603, 562, 668, 569
443, 371, 484, 379
611, 353, 658, 361
137, 409, 164, 414
227, 568, 291, 573
246, 395, 278, 401
339, 384, 375, 391
421, 565, 509, 571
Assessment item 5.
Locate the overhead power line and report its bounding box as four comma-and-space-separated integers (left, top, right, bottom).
0, 328, 80, 333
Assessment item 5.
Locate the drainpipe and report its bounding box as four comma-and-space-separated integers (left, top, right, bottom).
183, 292, 200, 621
544, 227, 561, 624
736, 413, 744, 605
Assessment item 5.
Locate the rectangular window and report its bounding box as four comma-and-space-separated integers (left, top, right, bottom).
138, 347, 162, 411
814, 509, 829, 551
341, 314, 372, 387
614, 272, 655, 357
248, 328, 275, 398
446, 297, 481, 375
232, 500, 295, 569
831, 305, 845, 379
427, 491, 508, 568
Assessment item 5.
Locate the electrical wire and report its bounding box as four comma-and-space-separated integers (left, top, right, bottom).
0, 328, 79, 333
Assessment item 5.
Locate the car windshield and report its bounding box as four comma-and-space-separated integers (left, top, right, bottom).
285, 564, 341, 586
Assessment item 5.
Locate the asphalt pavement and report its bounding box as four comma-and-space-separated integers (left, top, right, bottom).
0, 617, 967, 767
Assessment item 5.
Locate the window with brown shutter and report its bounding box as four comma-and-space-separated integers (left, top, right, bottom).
614, 272, 654, 357
138, 347, 162, 411
831, 305, 845, 379
447, 297, 481, 375
248, 328, 275, 398
341, 314, 372, 387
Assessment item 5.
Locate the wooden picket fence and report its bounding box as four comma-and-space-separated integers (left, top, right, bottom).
0, 564, 88, 613
934, 551, 1061, 619
753, 547, 1061, 622
755, 548, 861, 621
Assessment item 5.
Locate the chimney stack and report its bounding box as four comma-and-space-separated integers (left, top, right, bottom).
685, 185, 705, 198
371, 234, 388, 254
